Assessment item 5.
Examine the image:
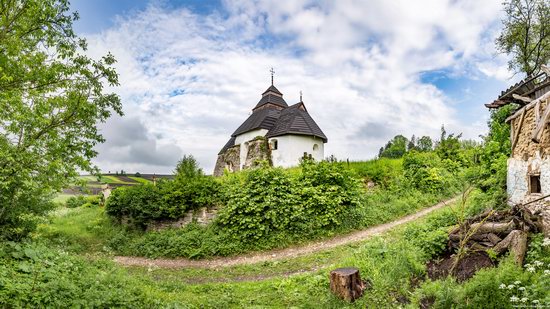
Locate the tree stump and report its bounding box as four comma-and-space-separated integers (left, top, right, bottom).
329, 267, 365, 302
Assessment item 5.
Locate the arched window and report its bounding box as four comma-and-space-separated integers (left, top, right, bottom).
271, 139, 278, 150
313, 144, 319, 151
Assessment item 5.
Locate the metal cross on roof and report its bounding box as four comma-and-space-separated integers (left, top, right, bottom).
300, 90, 303, 102
270, 67, 275, 85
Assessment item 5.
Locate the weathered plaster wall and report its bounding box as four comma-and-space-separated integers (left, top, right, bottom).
507, 154, 550, 204
511, 98, 550, 159
508, 94, 550, 205
270, 135, 325, 168
213, 145, 240, 176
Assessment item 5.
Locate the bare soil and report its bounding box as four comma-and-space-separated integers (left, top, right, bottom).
426, 251, 494, 282
115, 195, 460, 269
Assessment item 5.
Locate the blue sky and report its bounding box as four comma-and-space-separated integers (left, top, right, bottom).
71, 0, 517, 173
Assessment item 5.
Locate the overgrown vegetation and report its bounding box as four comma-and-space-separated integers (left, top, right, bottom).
0, 0, 121, 240
105, 156, 222, 229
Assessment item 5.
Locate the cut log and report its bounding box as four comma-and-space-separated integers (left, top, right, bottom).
492, 230, 528, 265
329, 267, 365, 302
510, 230, 528, 265
469, 220, 515, 235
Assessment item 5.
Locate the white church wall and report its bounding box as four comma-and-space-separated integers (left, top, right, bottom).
235, 129, 268, 169
270, 135, 324, 168
507, 152, 550, 205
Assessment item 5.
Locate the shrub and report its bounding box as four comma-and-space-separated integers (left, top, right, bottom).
218, 161, 362, 241
105, 177, 222, 229
403, 151, 455, 194
66, 195, 100, 208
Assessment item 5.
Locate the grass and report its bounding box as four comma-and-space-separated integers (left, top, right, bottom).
100, 175, 134, 184
37, 207, 126, 254
25, 189, 535, 308
128, 176, 151, 184
52, 194, 74, 204
112, 192, 484, 308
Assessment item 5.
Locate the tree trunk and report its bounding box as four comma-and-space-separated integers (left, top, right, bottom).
493, 230, 528, 265
329, 267, 365, 302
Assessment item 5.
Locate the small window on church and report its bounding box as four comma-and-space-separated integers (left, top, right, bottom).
530, 175, 541, 194
271, 139, 278, 150
313, 144, 319, 151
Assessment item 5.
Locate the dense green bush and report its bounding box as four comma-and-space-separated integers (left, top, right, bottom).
403, 151, 457, 193
106, 177, 222, 229
218, 161, 362, 241
348, 158, 403, 187
65, 195, 101, 208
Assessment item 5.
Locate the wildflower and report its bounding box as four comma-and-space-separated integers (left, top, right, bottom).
534, 261, 544, 267
508, 284, 515, 289
527, 266, 536, 273
519, 287, 526, 291
543, 238, 550, 246
514, 280, 521, 285
521, 297, 528, 303
510, 296, 519, 302
544, 270, 550, 276
533, 300, 540, 304
499, 283, 506, 289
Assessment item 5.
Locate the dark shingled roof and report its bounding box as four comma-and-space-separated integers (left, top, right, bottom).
218, 136, 236, 155
218, 85, 328, 155
266, 103, 328, 142
254, 94, 288, 109
262, 85, 282, 96
232, 108, 281, 136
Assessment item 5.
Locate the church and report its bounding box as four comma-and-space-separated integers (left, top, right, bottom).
213, 76, 327, 176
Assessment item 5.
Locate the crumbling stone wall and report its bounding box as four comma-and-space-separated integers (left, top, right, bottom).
242, 137, 271, 169
213, 145, 240, 176
146, 206, 219, 232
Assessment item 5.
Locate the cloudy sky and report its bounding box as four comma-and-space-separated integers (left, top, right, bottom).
71, 0, 518, 174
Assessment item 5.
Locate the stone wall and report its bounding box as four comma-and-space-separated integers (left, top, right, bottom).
242, 137, 271, 169
213, 145, 240, 176
146, 206, 219, 232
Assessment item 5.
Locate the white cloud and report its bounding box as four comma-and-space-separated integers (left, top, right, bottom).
85, 0, 513, 173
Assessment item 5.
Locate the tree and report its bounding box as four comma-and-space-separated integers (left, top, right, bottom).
435, 126, 463, 162
379, 135, 409, 158
174, 155, 203, 181
407, 135, 417, 151
0, 0, 121, 239
496, 0, 550, 76
417, 136, 433, 152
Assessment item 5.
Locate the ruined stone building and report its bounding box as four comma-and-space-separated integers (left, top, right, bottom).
486, 66, 550, 235
214, 81, 327, 176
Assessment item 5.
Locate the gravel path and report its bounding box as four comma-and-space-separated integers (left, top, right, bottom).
114, 195, 460, 269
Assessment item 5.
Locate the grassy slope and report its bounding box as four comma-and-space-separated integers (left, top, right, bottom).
35, 190, 491, 308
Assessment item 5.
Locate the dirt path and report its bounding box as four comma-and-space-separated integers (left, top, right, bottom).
115, 195, 460, 269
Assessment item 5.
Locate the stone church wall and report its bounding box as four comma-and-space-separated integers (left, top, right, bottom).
242, 137, 271, 169
213, 145, 240, 176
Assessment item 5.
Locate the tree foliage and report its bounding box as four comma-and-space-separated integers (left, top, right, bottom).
0, 0, 121, 239
497, 0, 550, 76
379, 135, 409, 158
174, 155, 203, 181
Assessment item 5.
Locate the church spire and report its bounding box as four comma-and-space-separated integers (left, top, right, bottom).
270, 67, 275, 85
